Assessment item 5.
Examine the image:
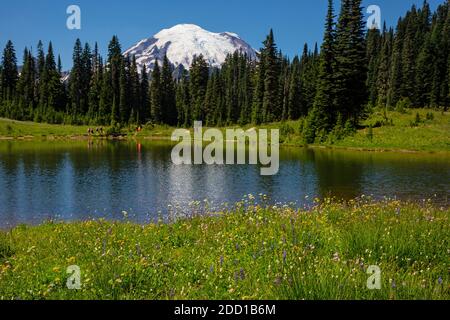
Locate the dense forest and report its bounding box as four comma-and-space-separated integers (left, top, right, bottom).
0, 0, 449, 142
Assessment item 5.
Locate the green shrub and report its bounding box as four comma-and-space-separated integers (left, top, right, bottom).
410, 112, 422, 127
143, 122, 155, 130
106, 124, 122, 136
396, 98, 412, 113
344, 120, 356, 136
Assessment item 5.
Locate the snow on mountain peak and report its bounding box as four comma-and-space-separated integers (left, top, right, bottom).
124, 24, 257, 73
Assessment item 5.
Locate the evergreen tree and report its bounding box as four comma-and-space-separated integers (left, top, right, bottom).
238, 54, 253, 125
366, 27, 381, 109
92, 42, 100, 73
108, 36, 123, 111
69, 39, 83, 117
0, 40, 18, 101
46, 42, 66, 114
100, 62, 113, 125
306, 0, 336, 142
376, 26, 393, 108
16, 48, 36, 118
57, 55, 62, 74
204, 71, 216, 126
128, 55, 140, 124
334, 0, 367, 125
161, 55, 177, 125
415, 33, 434, 107
401, 6, 418, 104
223, 53, 239, 124
150, 60, 162, 123
13, 48, 29, 118
333, 0, 353, 118
279, 54, 290, 121
119, 59, 128, 123
287, 56, 301, 120
176, 70, 191, 126
88, 55, 103, 121
251, 51, 265, 124
348, 0, 368, 120
301, 45, 319, 115
38, 44, 50, 112
140, 64, 150, 123
36, 41, 45, 79
189, 54, 209, 122
214, 70, 226, 126
430, 3, 449, 108
80, 43, 92, 115
261, 29, 281, 122
387, 18, 405, 107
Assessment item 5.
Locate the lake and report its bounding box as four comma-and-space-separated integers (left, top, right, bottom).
0, 140, 448, 228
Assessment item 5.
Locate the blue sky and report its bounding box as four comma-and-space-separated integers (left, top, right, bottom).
0, 0, 445, 69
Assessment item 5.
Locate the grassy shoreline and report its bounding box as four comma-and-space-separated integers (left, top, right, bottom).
1, 108, 449, 153
0, 198, 448, 300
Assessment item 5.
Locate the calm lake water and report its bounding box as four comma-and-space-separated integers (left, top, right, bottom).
0, 140, 449, 228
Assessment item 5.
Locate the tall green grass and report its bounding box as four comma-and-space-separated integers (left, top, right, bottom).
332, 109, 450, 152
0, 118, 93, 138
0, 198, 448, 300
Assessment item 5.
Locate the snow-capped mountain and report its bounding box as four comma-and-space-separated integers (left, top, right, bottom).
124, 24, 258, 73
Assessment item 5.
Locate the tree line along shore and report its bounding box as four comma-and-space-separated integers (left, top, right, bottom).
1, 107, 449, 153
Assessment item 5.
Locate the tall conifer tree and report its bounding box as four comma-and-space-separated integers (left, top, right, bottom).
161, 55, 177, 125
306, 0, 336, 142
150, 60, 162, 123
261, 29, 280, 122
0, 40, 18, 100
